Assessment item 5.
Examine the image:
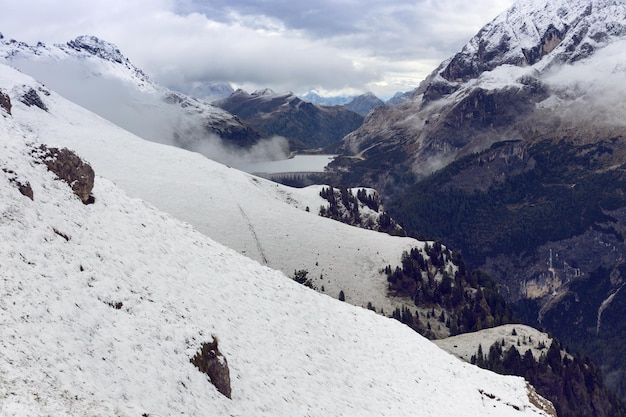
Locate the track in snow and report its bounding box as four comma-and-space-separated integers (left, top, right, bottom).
236, 203, 268, 265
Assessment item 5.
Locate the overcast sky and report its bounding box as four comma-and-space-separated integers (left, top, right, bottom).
0, 0, 515, 98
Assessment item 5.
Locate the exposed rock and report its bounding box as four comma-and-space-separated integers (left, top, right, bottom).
190, 336, 231, 399
66, 35, 126, 64
2, 168, 33, 200
20, 88, 48, 111
0, 90, 11, 115
35, 145, 95, 204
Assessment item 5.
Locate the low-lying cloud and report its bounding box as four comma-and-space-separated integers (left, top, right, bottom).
541, 39, 626, 129
188, 135, 290, 170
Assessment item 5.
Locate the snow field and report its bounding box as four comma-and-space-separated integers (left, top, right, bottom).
0, 76, 549, 416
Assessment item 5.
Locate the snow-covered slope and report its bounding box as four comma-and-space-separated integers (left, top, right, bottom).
0, 34, 264, 156
0, 63, 422, 316
0, 87, 550, 416
434, 324, 554, 363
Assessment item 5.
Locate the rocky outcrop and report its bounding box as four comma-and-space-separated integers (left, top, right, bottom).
35, 145, 95, 204
190, 336, 231, 399
20, 88, 48, 111
0, 89, 11, 115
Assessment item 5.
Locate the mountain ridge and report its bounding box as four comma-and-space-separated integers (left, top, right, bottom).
214, 88, 364, 150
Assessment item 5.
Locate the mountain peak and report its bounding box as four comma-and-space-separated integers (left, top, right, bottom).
65, 35, 127, 64
251, 88, 276, 96
440, 0, 626, 82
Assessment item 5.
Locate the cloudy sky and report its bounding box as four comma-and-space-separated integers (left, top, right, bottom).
0, 0, 514, 98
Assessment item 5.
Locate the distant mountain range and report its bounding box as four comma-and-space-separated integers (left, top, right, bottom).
214, 88, 364, 149
299, 90, 402, 115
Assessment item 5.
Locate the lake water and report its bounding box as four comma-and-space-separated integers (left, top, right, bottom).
243, 155, 336, 174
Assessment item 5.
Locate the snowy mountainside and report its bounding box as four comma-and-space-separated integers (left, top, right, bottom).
0, 62, 422, 317
0, 103, 551, 416
0, 34, 265, 157
439, 0, 625, 82
336, 0, 626, 194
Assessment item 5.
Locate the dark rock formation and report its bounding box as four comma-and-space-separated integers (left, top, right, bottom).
20, 88, 48, 111
35, 145, 95, 204
0, 90, 11, 115
190, 336, 231, 399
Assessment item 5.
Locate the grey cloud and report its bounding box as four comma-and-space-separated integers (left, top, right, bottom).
0, 0, 514, 98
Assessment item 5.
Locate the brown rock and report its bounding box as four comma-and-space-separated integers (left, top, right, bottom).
35, 145, 95, 204
190, 336, 232, 399
0, 90, 11, 115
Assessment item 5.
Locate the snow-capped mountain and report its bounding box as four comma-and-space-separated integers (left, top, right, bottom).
335, 0, 626, 194
0, 34, 265, 161
0, 86, 554, 416
214, 88, 364, 149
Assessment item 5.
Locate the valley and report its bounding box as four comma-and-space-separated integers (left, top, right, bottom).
3, 0, 626, 415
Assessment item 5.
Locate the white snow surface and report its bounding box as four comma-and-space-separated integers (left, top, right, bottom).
0, 63, 417, 317
0, 88, 549, 416
434, 324, 554, 363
